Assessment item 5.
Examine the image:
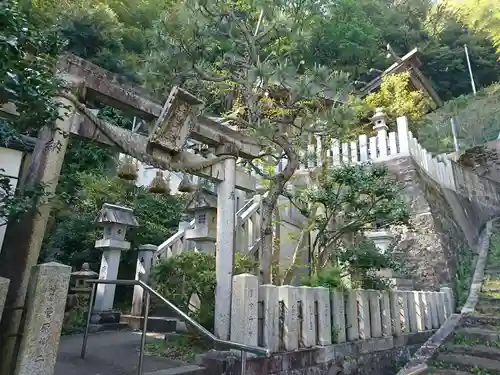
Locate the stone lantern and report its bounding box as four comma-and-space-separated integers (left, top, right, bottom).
365, 229, 414, 290
71, 262, 98, 296
185, 187, 218, 253
364, 229, 394, 254
371, 107, 389, 159
66, 263, 99, 315
92, 203, 139, 324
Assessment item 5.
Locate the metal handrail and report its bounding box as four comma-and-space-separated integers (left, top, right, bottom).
81, 279, 270, 375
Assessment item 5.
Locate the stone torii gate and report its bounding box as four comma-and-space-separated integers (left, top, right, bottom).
0, 54, 261, 372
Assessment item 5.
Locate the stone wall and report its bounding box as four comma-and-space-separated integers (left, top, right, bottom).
382, 154, 500, 291
201, 331, 435, 375
382, 157, 455, 290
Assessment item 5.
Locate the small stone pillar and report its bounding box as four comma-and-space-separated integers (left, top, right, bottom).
440, 287, 454, 315
369, 290, 382, 338
230, 274, 258, 346
92, 203, 139, 324
427, 292, 440, 328
331, 289, 346, 343
131, 244, 158, 316
279, 286, 299, 350
389, 291, 402, 336
356, 290, 371, 340
380, 291, 392, 337
14, 262, 71, 375
259, 284, 279, 352
345, 290, 359, 341
299, 286, 316, 347
371, 107, 389, 158
316, 287, 332, 345
0, 277, 10, 321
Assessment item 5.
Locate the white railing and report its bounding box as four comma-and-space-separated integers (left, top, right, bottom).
155, 193, 267, 262
235, 192, 269, 257
155, 219, 195, 261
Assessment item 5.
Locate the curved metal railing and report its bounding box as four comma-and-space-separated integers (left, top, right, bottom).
81, 279, 270, 375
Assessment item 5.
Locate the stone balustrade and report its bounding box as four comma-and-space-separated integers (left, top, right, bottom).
230, 273, 454, 353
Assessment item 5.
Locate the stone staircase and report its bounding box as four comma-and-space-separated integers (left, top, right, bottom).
424, 232, 500, 375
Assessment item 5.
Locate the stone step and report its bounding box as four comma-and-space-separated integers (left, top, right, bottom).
475, 304, 500, 315
454, 327, 500, 344
436, 353, 500, 374
144, 365, 206, 375
481, 287, 500, 293
480, 288, 500, 298
477, 297, 500, 305
482, 286, 500, 294
88, 322, 130, 333
484, 268, 500, 275
121, 315, 178, 333
443, 344, 500, 360
461, 315, 500, 328
426, 367, 474, 375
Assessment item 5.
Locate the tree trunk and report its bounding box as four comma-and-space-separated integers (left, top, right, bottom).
259, 187, 281, 284
271, 206, 281, 284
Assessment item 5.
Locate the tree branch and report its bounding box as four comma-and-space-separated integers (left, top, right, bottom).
246, 160, 275, 180
193, 65, 229, 82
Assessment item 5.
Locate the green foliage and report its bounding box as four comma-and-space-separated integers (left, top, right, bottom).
152, 252, 258, 331
417, 83, 500, 154
301, 265, 345, 290
454, 245, 475, 309
145, 333, 209, 362
447, 0, 500, 56
293, 164, 408, 285
41, 174, 185, 268
301, 240, 401, 290
365, 72, 431, 121
301, 164, 409, 254
0, 169, 47, 223
338, 239, 401, 290
0, 0, 64, 225
0, 0, 64, 137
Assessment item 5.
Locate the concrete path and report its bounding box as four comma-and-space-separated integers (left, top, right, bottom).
55, 331, 188, 375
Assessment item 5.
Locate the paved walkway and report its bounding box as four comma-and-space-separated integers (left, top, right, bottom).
55, 331, 187, 375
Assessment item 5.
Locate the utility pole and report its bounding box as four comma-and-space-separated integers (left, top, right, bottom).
450, 117, 460, 152
464, 44, 477, 95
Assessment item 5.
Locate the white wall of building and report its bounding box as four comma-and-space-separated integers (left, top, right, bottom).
0, 147, 24, 253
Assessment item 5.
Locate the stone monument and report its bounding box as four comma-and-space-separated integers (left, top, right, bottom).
91, 203, 139, 326
14, 263, 71, 375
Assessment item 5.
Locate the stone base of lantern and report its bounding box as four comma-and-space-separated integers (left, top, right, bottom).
376, 268, 414, 290
89, 310, 128, 332
121, 315, 177, 333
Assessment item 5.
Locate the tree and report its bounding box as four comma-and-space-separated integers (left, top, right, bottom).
145, 0, 351, 283
0, 0, 64, 225
41, 173, 185, 268
446, 0, 500, 55
281, 163, 409, 284
420, 7, 500, 100
365, 71, 431, 121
